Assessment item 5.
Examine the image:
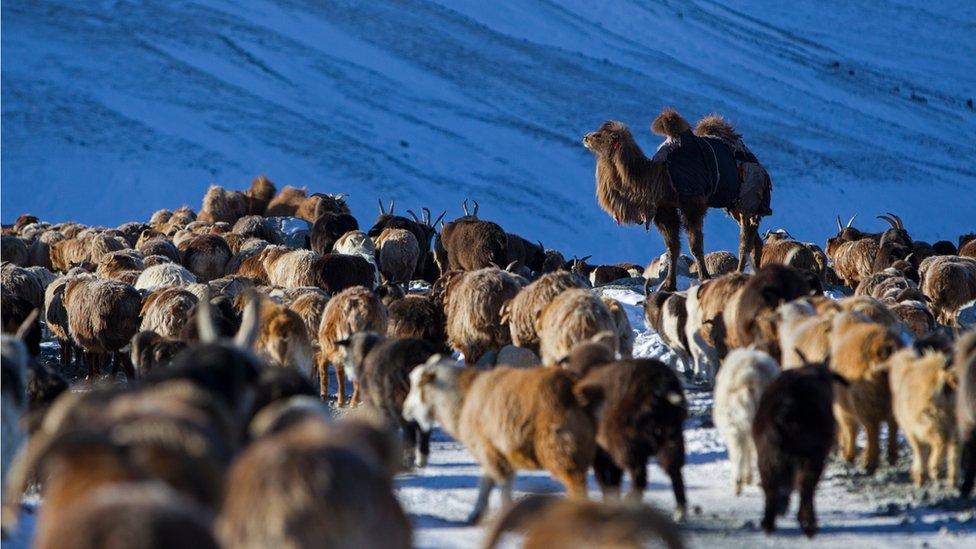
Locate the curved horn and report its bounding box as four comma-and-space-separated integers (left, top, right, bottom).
432, 210, 447, 228
472, 200, 479, 217
388, 200, 395, 215
763, 229, 771, 240
836, 215, 843, 233
887, 212, 904, 230
877, 215, 897, 229
537, 240, 545, 252
461, 199, 469, 216
504, 260, 519, 272
15, 309, 39, 340
579, 255, 592, 263
846, 214, 857, 228
333, 193, 347, 201
421, 207, 432, 224
406, 209, 420, 222
378, 198, 386, 215
234, 291, 261, 349
196, 289, 218, 344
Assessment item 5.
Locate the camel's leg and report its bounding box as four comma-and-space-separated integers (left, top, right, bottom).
682, 205, 710, 280
654, 207, 682, 292
736, 216, 751, 272
750, 222, 763, 270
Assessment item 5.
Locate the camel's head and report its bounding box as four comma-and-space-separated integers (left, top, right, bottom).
583, 121, 630, 156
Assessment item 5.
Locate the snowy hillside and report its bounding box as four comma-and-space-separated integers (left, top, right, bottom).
3, 0, 975, 261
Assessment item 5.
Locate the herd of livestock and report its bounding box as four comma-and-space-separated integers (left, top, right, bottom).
1, 174, 974, 547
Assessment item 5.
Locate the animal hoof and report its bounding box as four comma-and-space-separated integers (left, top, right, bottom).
672, 506, 687, 522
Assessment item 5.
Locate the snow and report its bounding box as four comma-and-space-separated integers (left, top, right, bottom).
3, 1, 975, 263
396, 287, 976, 548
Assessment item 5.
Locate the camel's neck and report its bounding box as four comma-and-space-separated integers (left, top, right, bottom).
610, 146, 669, 200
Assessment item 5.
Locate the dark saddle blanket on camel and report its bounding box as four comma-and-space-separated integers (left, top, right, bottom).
653, 129, 770, 215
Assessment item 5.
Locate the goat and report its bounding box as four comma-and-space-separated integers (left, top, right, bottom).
403, 356, 595, 524
537, 288, 617, 365
317, 286, 387, 406
686, 272, 750, 384
312, 253, 377, 294
178, 234, 231, 282
387, 294, 449, 353
333, 230, 381, 287
508, 271, 587, 352
64, 277, 141, 382
435, 201, 508, 272
374, 227, 420, 285
918, 255, 976, 326
444, 267, 524, 364
309, 211, 359, 255
644, 288, 691, 373
254, 297, 315, 377
140, 287, 198, 338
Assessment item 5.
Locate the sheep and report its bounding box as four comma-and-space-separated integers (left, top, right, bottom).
1, 263, 45, 309
508, 271, 588, 352
387, 294, 449, 353
134, 262, 197, 290
689, 250, 739, 278
776, 301, 833, 369
94, 249, 144, 284
713, 347, 780, 495
64, 277, 141, 382
575, 358, 688, 518
725, 264, 820, 360
444, 267, 524, 364
198, 184, 248, 224
961, 239, 976, 259
890, 300, 937, 337
477, 344, 542, 368
403, 356, 596, 524
601, 296, 634, 358
760, 237, 819, 274
288, 290, 329, 358
317, 286, 387, 406
312, 253, 377, 294
28, 230, 64, 270
955, 331, 976, 497
919, 255, 976, 326
830, 312, 903, 472
254, 298, 314, 377
481, 496, 684, 549
435, 203, 508, 272
25, 266, 57, 290
138, 236, 181, 264
1, 235, 29, 266
587, 263, 631, 286
333, 230, 381, 286
178, 234, 231, 282
264, 248, 320, 288
753, 361, 840, 537
140, 287, 198, 339
685, 272, 751, 384
231, 215, 282, 244
309, 211, 359, 254
353, 336, 436, 467
536, 288, 617, 365
374, 228, 420, 285
217, 415, 411, 549
888, 348, 958, 487
44, 273, 93, 367
369, 203, 441, 280
644, 288, 691, 373
35, 482, 219, 549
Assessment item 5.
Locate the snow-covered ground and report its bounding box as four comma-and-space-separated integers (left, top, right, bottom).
397, 285, 976, 548
3, 1, 975, 261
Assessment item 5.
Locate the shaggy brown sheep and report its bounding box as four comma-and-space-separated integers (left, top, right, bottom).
444, 267, 524, 364
387, 295, 449, 353
507, 271, 588, 352
64, 277, 141, 381
317, 286, 387, 406
178, 234, 231, 282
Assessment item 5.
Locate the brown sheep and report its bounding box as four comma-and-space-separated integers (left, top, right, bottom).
178, 234, 231, 282
961, 239, 976, 259
44, 273, 94, 367
1, 263, 45, 309
254, 298, 315, 377
601, 296, 634, 358
65, 277, 141, 381
94, 249, 144, 284
888, 348, 958, 487
288, 290, 329, 357
374, 228, 420, 285
218, 416, 411, 549
140, 287, 198, 339
28, 230, 64, 270
537, 288, 617, 365
403, 357, 596, 524
919, 255, 976, 325
956, 331, 976, 496
317, 286, 387, 406
754, 361, 839, 537
312, 253, 377, 295
760, 238, 819, 274
198, 184, 248, 224
828, 238, 880, 288
481, 496, 684, 549
138, 236, 181, 264
444, 267, 524, 364
686, 272, 751, 383
507, 271, 588, 352
264, 248, 320, 288
1, 235, 29, 266
36, 482, 218, 549
689, 250, 739, 278
435, 203, 508, 272
575, 358, 688, 518
830, 312, 902, 472
387, 294, 449, 353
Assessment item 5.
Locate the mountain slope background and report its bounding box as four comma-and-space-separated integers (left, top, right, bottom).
3, 0, 975, 261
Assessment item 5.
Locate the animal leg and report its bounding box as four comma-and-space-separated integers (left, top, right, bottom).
654, 207, 682, 292
58, 339, 71, 367
928, 437, 946, 483
946, 437, 958, 487
907, 435, 925, 487
862, 420, 880, 473
317, 358, 330, 401
417, 428, 431, 468
736, 217, 751, 272
750, 222, 763, 271
400, 422, 418, 468
796, 466, 820, 538
727, 433, 744, 495
350, 380, 361, 406
658, 441, 687, 520
886, 419, 899, 466
685, 215, 710, 281
593, 448, 623, 500
961, 433, 976, 496
626, 462, 648, 502
836, 409, 857, 463
466, 475, 496, 525
116, 351, 137, 382
334, 364, 347, 407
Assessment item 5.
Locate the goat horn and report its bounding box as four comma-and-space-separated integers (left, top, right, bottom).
422, 207, 432, 224
504, 260, 519, 272
333, 193, 347, 201
432, 211, 446, 227
836, 215, 843, 232
580, 255, 592, 262
846, 214, 857, 228
406, 209, 420, 222
763, 229, 771, 240
15, 309, 39, 340
378, 199, 386, 215
462, 199, 469, 216
472, 200, 479, 217
887, 212, 904, 230
388, 200, 395, 215
196, 289, 218, 344
877, 215, 897, 229
537, 240, 545, 251
234, 291, 261, 350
